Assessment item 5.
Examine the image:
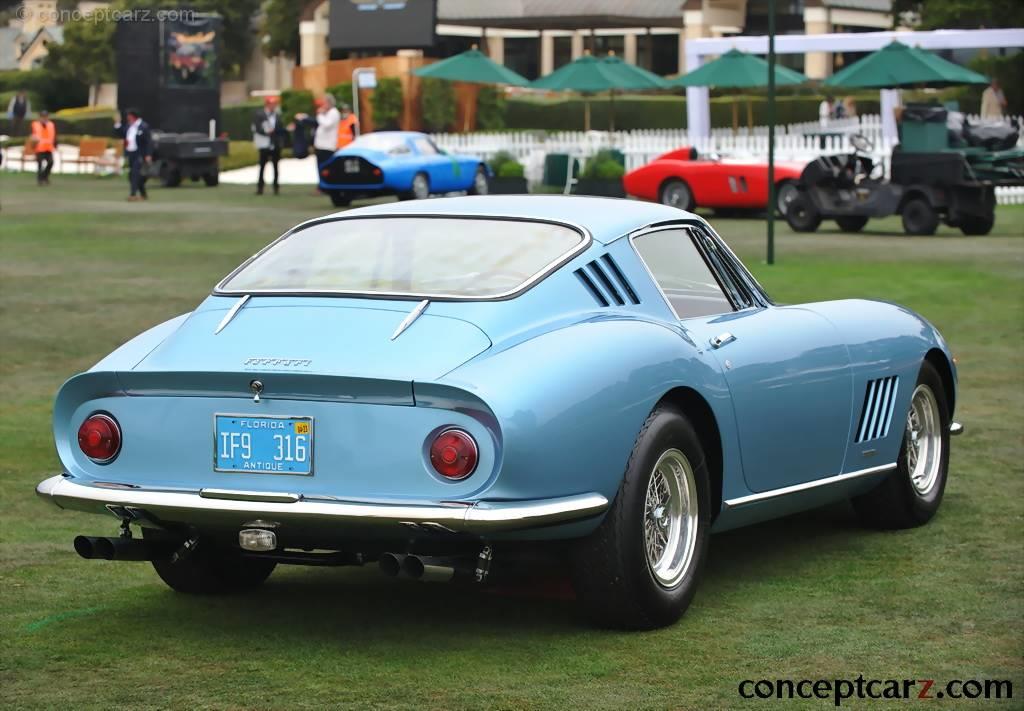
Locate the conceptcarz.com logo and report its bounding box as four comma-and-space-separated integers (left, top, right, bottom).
243, 358, 312, 368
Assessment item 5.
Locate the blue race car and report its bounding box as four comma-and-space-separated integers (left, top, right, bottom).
318, 131, 489, 206
37, 196, 962, 629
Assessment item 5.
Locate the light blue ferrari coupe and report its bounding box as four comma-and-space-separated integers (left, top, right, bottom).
318, 131, 489, 207
38, 196, 962, 629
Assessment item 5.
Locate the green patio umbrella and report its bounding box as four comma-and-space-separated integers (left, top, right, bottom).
530, 52, 671, 130
824, 40, 988, 89
413, 47, 529, 87
669, 48, 808, 131
670, 48, 808, 89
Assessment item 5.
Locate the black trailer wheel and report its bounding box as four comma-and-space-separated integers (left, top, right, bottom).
835, 216, 869, 232
901, 197, 939, 236
159, 163, 182, 188
958, 213, 994, 236
785, 192, 822, 232
203, 171, 219, 187
328, 191, 351, 207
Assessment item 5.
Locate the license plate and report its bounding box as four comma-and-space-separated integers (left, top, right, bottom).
214, 414, 313, 475
344, 159, 360, 173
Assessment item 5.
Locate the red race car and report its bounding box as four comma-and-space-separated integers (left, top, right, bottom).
623, 147, 805, 214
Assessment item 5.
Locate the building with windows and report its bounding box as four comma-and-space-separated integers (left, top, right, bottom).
299, 0, 897, 81
0, 0, 65, 71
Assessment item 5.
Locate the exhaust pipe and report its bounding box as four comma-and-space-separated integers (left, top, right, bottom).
401, 554, 459, 583
74, 535, 161, 561
378, 552, 405, 577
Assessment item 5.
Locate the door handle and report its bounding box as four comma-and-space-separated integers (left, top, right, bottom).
709, 332, 736, 349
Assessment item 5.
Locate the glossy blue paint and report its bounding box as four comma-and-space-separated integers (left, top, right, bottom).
45, 196, 957, 542
318, 131, 485, 195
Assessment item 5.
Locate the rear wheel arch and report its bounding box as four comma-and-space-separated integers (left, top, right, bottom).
898, 188, 932, 212
656, 387, 723, 522
924, 348, 956, 416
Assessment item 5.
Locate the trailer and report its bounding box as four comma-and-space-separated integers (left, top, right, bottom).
116, 12, 228, 188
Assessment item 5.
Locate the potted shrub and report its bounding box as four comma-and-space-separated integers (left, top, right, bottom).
573, 150, 626, 197
487, 151, 528, 194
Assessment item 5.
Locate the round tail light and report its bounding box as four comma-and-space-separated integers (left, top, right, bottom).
429, 428, 478, 480
78, 413, 121, 463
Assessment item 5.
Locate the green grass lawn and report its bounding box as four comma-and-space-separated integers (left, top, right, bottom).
1, 173, 1022, 710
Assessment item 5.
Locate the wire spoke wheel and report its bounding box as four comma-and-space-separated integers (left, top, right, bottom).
643, 449, 699, 588
905, 384, 942, 496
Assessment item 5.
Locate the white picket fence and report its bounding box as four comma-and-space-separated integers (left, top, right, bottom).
431, 113, 1024, 205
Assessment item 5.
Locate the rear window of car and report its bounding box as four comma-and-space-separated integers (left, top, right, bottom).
217, 217, 587, 299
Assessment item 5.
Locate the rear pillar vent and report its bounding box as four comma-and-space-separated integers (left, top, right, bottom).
575, 255, 640, 307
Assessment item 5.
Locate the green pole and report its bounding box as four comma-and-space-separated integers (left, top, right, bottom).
766, 0, 776, 265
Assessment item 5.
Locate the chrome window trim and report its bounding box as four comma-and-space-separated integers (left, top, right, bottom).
723, 462, 897, 509
213, 213, 593, 302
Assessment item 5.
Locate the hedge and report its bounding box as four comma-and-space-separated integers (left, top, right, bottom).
0, 69, 88, 112
504, 93, 881, 131
0, 114, 113, 138
220, 101, 262, 141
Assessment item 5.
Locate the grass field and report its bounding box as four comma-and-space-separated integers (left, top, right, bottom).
1, 173, 1022, 710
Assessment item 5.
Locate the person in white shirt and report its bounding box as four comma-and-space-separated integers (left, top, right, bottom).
819, 95, 834, 128
980, 79, 1008, 121
113, 108, 152, 201
296, 95, 341, 187
251, 95, 286, 195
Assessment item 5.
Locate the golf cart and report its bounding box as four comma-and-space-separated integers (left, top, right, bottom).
786, 105, 1024, 236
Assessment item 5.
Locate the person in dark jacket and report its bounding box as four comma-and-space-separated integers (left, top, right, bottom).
113, 108, 153, 201
7, 90, 31, 135
251, 96, 288, 195
289, 114, 317, 159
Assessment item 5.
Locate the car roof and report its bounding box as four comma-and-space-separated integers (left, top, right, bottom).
358, 131, 425, 141
330, 196, 698, 244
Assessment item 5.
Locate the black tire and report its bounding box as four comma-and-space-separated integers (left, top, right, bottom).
852, 360, 950, 530
901, 197, 939, 236
203, 171, 219, 187
835, 215, 869, 232
775, 180, 799, 215
785, 192, 822, 232
159, 163, 182, 188
659, 179, 695, 211
469, 165, 489, 195
145, 530, 276, 594
400, 172, 430, 201
570, 406, 711, 630
959, 213, 994, 236
328, 191, 351, 207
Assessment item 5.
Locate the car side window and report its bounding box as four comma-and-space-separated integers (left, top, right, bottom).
413, 138, 437, 155
633, 228, 734, 319
390, 142, 411, 155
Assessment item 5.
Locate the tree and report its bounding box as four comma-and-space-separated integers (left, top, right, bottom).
420, 78, 455, 132
42, 16, 115, 103
891, 0, 1024, 29
262, 0, 301, 59
371, 78, 403, 129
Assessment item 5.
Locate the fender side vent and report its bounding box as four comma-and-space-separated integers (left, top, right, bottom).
575, 256, 641, 307
855, 376, 900, 443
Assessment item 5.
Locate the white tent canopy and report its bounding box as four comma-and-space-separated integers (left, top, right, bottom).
684, 28, 1024, 142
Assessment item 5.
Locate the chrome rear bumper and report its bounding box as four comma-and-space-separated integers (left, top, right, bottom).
36, 475, 609, 535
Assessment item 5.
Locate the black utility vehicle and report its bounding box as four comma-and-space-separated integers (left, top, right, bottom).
786, 105, 1023, 236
